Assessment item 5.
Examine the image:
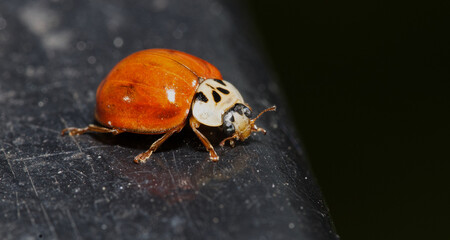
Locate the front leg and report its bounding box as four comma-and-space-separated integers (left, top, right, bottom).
189, 116, 219, 162
219, 134, 238, 147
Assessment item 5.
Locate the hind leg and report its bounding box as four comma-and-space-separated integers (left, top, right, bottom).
61, 124, 124, 136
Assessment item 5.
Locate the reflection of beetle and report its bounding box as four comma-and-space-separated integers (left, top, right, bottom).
116, 150, 253, 204
61, 49, 275, 163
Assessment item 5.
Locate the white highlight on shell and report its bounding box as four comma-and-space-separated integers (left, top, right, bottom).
167, 89, 176, 103
123, 95, 131, 103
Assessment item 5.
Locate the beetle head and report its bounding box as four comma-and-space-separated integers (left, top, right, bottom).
220, 104, 276, 147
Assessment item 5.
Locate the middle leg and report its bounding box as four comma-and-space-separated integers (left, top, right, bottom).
134, 124, 184, 164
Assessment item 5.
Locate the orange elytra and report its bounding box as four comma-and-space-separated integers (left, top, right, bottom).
61, 49, 276, 163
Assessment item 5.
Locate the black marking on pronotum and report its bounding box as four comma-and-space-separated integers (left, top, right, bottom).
195, 92, 208, 102
214, 79, 226, 86
230, 115, 235, 122
217, 87, 230, 94
206, 83, 215, 89
212, 90, 221, 103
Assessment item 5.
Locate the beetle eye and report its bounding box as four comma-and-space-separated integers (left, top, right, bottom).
223, 122, 235, 135
232, 104, 251, 118
222, 112, 235, 135
243, 107, 252, 118
223, 111, 233, 122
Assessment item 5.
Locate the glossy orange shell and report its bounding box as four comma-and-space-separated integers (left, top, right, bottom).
95, 49, 223, 134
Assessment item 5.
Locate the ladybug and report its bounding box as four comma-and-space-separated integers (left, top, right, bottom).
61, 49, 275, 163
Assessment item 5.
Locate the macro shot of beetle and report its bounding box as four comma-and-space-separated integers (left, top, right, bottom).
61, 49, 276, 163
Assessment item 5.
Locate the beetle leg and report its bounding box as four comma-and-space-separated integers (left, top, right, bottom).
251, 125, 267, 135
61, 124, 124, 136
189, 116, 219, 162
219, 134, 238, 147
134, 125, 183, 164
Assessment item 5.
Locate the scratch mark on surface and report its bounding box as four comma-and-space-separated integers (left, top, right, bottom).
280, 124, 304, 156
24, 201, 36, 226
171, 152, 193, 190
66, 208, 81, 240
60, 117, 84, 153
196, 192, 214, 203
11, 146, 109, 162
13, 151, 75, 162
41, 203, 58, 239
167, 152, 198, 232
285, 181, 304, 201
15, 191, 20, 219
164, 154, 176, 188
60, 166, 84, 181
23, 161, 39, 197
2, 147, 16, 178
60, 116, 96, 173
62, 165, 88, 179
213, 161, 219, 179
72, 168, 87, 177
103, 193, 110, 203
242, 145, 251, 157
27, 123, 60, 134
52, 176, 61, 192
250, 165, 262, 183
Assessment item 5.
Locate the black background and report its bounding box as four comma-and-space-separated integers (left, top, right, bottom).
247, 1, 450, 239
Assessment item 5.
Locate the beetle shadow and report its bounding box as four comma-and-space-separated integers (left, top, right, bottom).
87, 120, 255, 163
88, 129, 186, 153
87, 122, 237, 154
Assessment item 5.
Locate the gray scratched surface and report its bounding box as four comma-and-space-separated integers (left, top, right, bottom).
0, 0, 339, 239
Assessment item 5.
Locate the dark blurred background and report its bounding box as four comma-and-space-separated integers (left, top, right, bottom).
246, 1, 450, 239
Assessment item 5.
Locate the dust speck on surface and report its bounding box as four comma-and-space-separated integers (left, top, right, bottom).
289, 222, 295, 229
18, 3, 72, 51
19, 3, 59, 35
170, 216, 185, 234
43, 30, 72, 50
113, 37, 123, 48
101, 224, 107, 230
152, 0, 169, 11
76, 41, 87, 51
0, 16, 7, 30
13, 137, 25, 145
87, 56, 96, 64
210, 2, 223, 16
0, 90, 16, 103
172, 28, 183, 39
